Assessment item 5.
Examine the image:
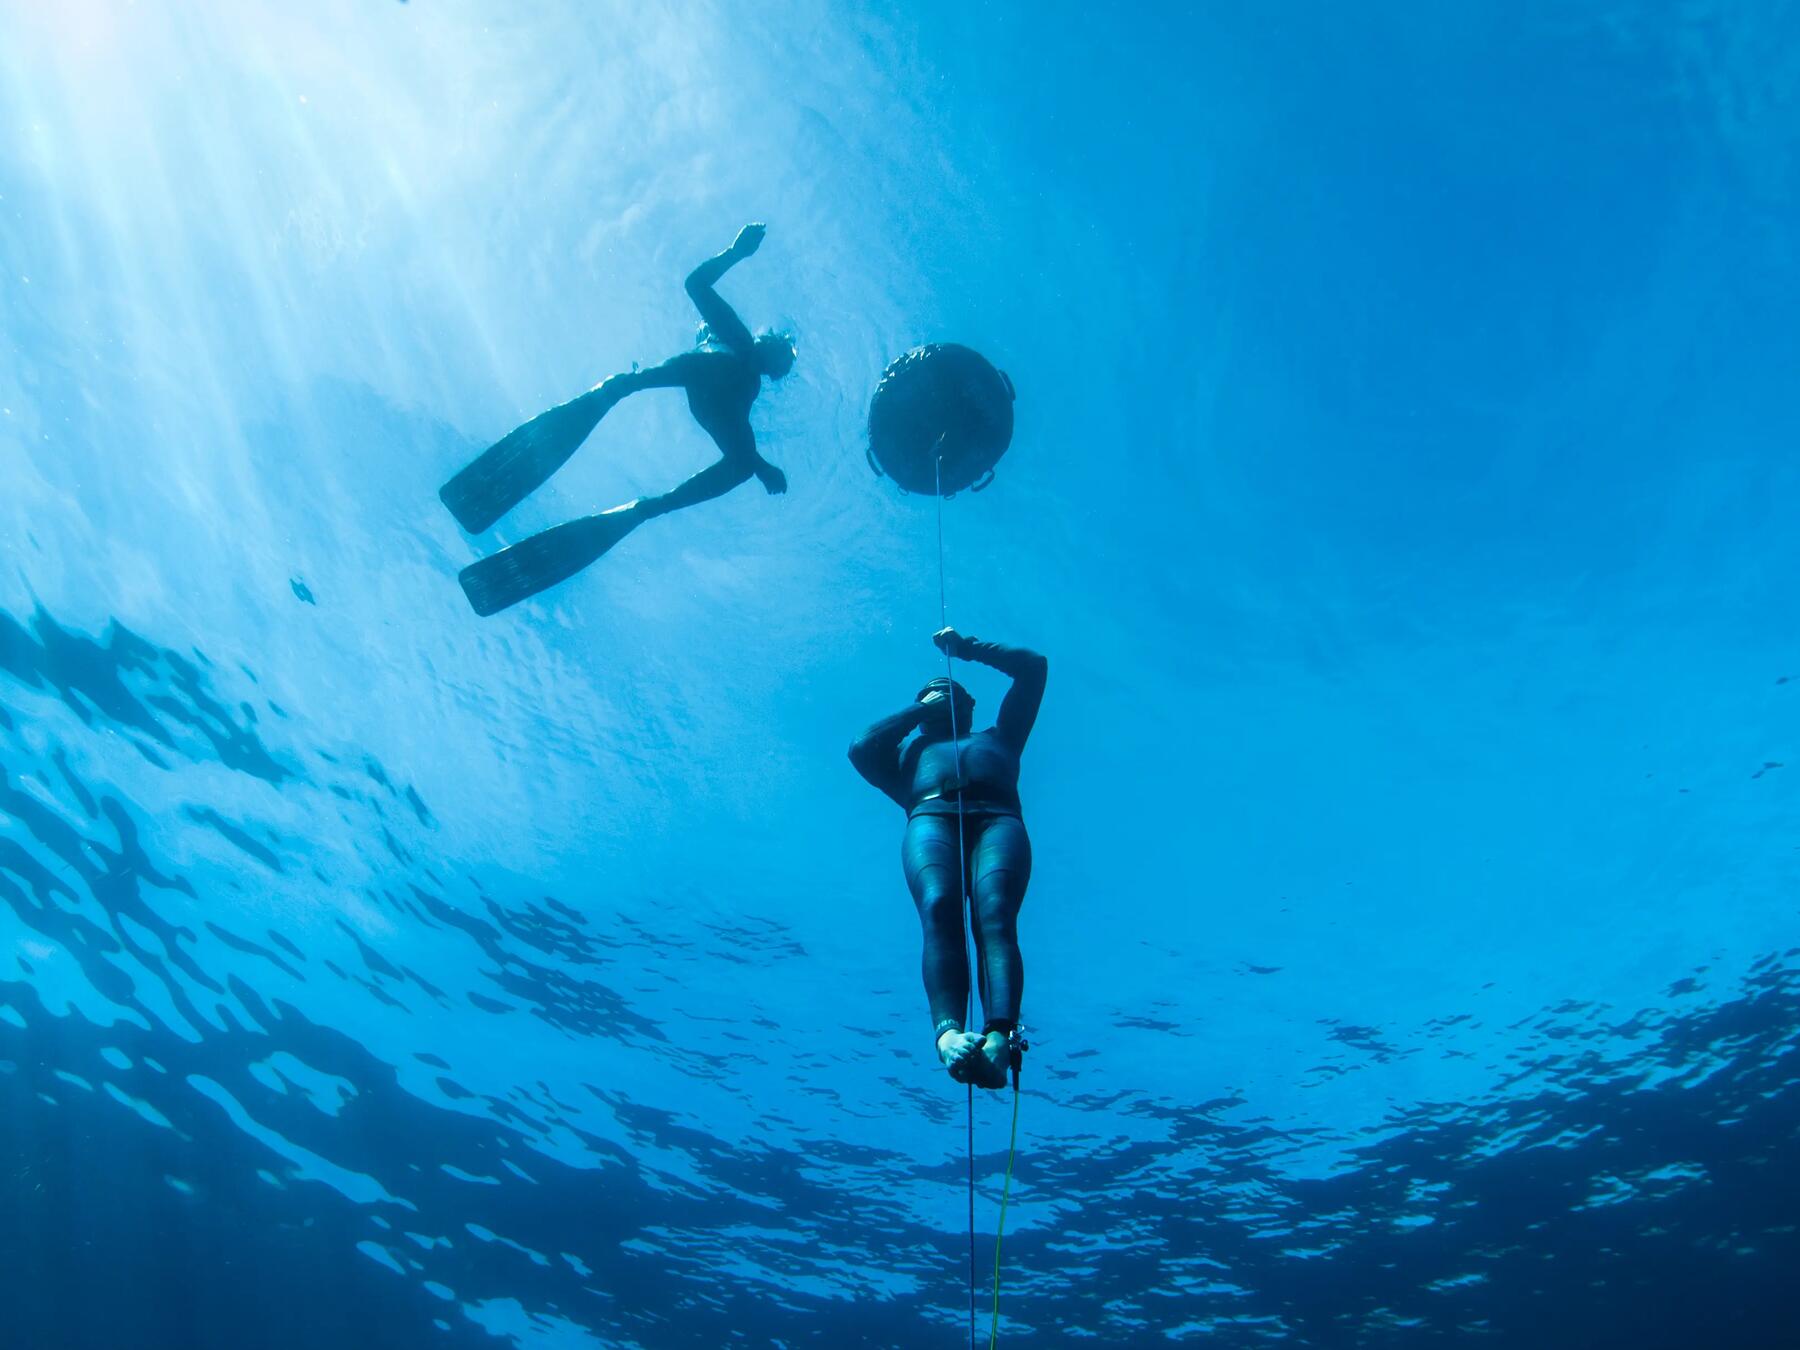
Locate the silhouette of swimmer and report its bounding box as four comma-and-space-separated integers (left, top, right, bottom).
849, 627, 1047, 1089
444, 222, 795, 615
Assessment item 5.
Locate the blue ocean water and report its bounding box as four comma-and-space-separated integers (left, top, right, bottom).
3, 3, 1798, 1346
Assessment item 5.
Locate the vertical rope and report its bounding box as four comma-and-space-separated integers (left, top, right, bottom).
988, 1079, 1022, 1348
934, 446, 977, 1350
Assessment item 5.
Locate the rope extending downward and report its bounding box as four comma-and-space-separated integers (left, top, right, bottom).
934, 446, 978, 1350
989, 1078, 1022, 1348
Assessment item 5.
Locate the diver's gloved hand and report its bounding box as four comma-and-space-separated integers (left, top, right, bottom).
729, 222, 767, 259
932, 626, 976, 660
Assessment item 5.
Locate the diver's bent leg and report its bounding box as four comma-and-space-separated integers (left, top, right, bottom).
903, 815, 973, 1044
638, 458, 756, 520
970, 814, 1031, 1033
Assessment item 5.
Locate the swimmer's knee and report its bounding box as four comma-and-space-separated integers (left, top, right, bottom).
917, 887, 962, 928
971, 882, 1022, 930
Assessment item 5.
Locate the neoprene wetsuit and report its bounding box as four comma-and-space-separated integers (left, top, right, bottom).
848, 638, 1048, 1041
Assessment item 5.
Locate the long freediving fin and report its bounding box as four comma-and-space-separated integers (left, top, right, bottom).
439, 383, 620, 535
457, 502, 644, 617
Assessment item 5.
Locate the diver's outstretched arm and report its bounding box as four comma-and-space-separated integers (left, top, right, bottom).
702, 420, 786, 496
850, 704, 928, 807
933, 629, 1048, 750
684, 224, 762, 354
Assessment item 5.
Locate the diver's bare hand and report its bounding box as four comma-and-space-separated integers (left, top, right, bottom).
932, 626, 973, 659
915, 689, 955, 736
730, 222, 767, 259
916, 687, 949, 721
756, 462, 787, 495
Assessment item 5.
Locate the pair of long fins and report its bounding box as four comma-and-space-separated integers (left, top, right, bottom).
440, 383, 642, 616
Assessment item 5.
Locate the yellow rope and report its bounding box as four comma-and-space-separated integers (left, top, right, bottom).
987, 1075, 1022, 1347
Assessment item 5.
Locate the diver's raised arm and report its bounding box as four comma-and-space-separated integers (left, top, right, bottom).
849, 703, 927, 807
683, 223, 762, 354
932, 628, 1047, 750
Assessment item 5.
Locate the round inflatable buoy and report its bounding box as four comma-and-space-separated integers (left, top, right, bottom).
867, 344, 1015, 496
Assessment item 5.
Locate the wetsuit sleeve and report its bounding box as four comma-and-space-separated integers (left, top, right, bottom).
959, 638, 1047, 750
684, 253, 756, 355
849, 705, 924, 807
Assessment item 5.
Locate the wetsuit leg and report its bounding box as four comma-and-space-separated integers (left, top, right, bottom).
968, 814, 1031, 1032
902, 814, 970, 1035
640, 456, 756, 519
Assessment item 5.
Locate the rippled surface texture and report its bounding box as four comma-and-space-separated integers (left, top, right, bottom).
3, 4, 1798, 1347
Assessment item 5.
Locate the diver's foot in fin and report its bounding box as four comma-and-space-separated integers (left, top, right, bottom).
937, 1029, 983, 1083
970, 1031, 1011, 1091
456, 500, 644, 617
439, 379, 629, 534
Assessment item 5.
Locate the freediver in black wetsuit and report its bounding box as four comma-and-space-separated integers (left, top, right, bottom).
614, 222, 794, 514
444, 222, 796, 615
849, 628, 1047, 1089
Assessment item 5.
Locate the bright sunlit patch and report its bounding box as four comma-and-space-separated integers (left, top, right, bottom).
355, 1240, 406, 1276
12, 0, 126, 62
104, 1081, 174, 1129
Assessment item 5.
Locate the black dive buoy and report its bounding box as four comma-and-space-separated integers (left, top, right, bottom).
866, 343, 1015, 496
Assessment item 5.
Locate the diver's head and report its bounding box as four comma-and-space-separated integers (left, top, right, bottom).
916, 677, 975, 737
754, 330, 796, 380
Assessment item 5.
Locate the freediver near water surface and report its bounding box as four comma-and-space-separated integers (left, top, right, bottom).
444, 222, 796, 616
850, 627, 1047, 1090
